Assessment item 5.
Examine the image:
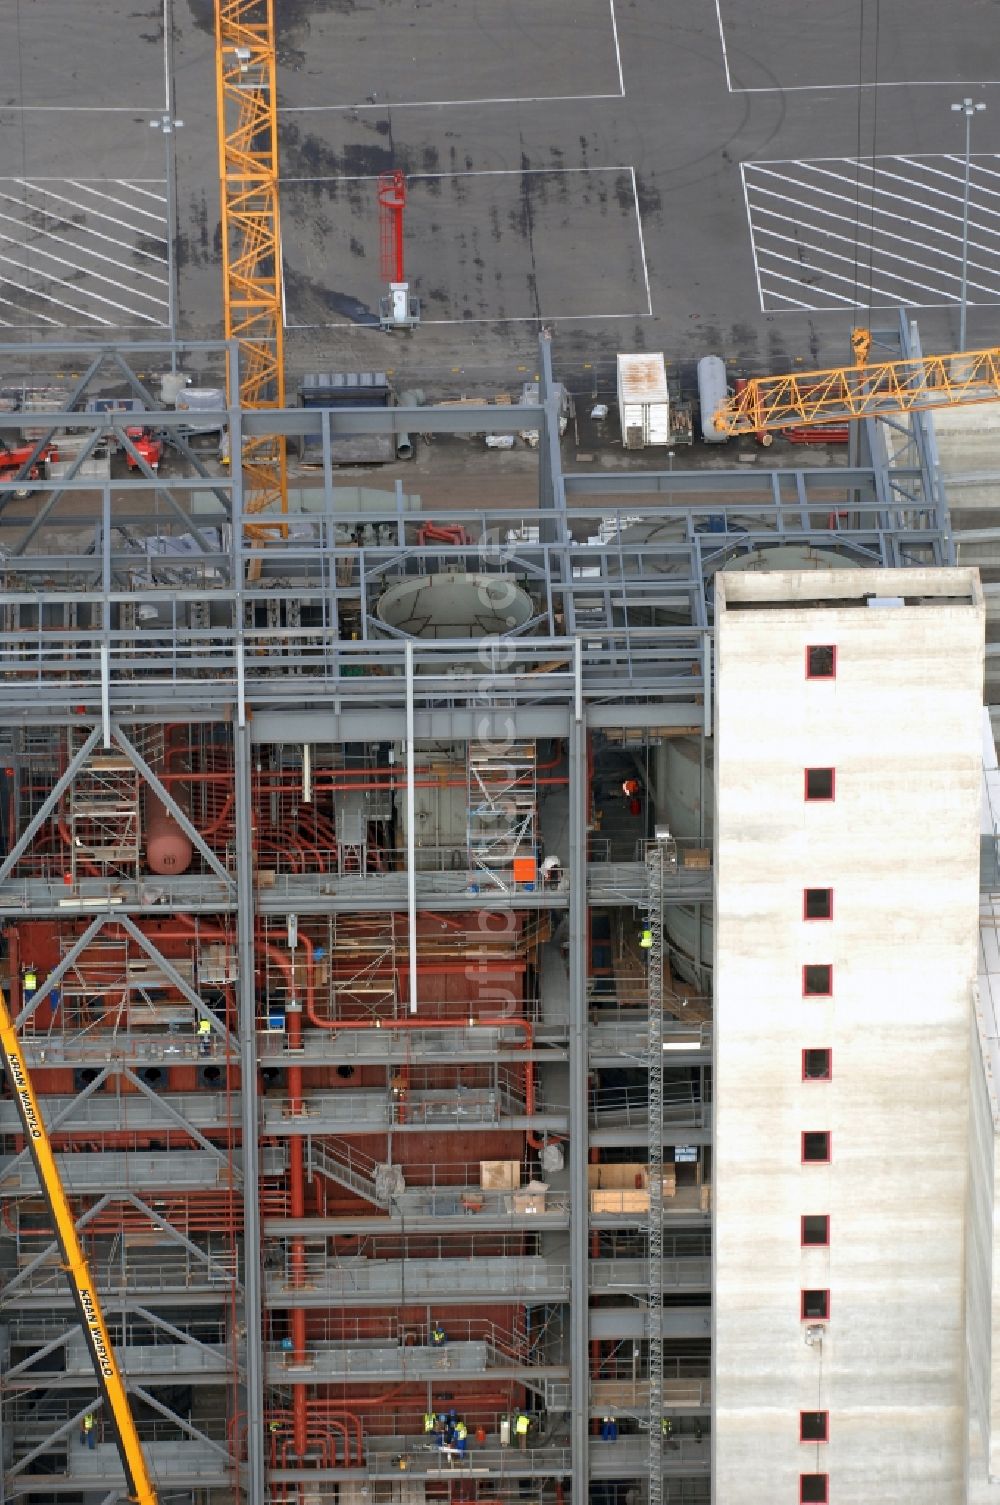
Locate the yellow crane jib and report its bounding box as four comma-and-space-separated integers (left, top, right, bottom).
711, 343, 1000, 439
0, 989, 160, 1505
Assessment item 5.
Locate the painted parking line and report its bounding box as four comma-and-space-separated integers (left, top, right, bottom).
0, 178, 168, 330
742, 154, 1000, 312
281, 165, 652, 327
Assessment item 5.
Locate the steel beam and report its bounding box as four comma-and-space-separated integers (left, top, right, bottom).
568, 693, 590, 1502
111, 726, 233, 887
234, 721, 267, 1505
0, 725, 102, 886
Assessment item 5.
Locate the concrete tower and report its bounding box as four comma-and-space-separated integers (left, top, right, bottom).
713, 568, 985, 1505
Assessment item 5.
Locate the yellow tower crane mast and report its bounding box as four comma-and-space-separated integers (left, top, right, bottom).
713, 330, 1000, 439
0, 987, 159, 1505
214, 0, 287, 550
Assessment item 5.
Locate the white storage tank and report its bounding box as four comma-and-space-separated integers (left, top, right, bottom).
697, 356, 728, 443
617, 352, 670, 449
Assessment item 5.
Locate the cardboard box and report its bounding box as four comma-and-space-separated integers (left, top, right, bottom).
512, 1179, 548, 1215
682, 848, 711, 870
480, 1159, 520, 1191
699, 1184, 712, 1213
590, 1190, 650, 1214
592, 1163, 649, 1191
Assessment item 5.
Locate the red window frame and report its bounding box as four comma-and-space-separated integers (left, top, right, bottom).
802, 964, 833, 997
805, 645, 837, 680
803, 887, 834, 921
801, 1289, 830, 1321
799, 1411, 829, 1443
800, 1215, 830, 1247
802, 1131, 831, 1163
800, 1475, 829, 1504
802, 1049, 832, 1081
804, 767, 836, 802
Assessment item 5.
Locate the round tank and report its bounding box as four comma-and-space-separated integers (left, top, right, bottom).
722, 543, 863, 576
376, 573, 534, 639
145, 797, 193, 875
697, 356, 728, 443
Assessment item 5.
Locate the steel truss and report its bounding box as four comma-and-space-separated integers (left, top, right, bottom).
0, 322, 945, 1505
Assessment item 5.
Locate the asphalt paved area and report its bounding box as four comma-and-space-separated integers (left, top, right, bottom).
3, 0, 1000, 398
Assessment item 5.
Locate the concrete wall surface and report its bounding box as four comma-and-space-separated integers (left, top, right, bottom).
713, 569, 984, 1505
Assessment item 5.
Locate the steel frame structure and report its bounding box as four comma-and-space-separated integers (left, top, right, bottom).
0, 318, 950, 1505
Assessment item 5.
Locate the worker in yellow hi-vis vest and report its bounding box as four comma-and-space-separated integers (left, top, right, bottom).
196, 1017, 213, 1057
515, 1410, 530, 1452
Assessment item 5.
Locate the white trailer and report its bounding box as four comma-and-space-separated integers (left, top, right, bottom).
617, 352, 670, 449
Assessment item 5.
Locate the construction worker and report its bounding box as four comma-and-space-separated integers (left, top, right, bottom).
22, 966, 37, 1000
423, 1411, 436, 1435
196, 1016, 213, 1057
430, 1320, 447, 1346
81, 1412, 95, 1449
435, 1412, 449, 1445
601, 1414, 618, 1442
515, 1409, 530, 1452
661, 1416, 672, 1438
453, 1418, 468, 1457
639, 928, 653, 950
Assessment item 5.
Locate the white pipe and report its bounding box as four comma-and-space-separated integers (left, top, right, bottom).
405, 641, 418, 1014
302, 744, 312, 803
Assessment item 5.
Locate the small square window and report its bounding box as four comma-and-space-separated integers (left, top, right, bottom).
806, 646, 836, 679
801, 1289, 830, 1320
801, 1215, 830, 1247
805, 768, 836, 801
803, 888, 833, 921
800, 1411, 829, 1443
800, 1475, 829, 1504
802, 1131, 831, 1163
802, 1049, 832, 1081
803, 964, 833, 997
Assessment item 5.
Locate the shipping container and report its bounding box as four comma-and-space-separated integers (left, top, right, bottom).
617, 352, 670, 449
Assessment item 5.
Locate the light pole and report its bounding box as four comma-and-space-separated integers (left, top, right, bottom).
951, 96, 985, 353
151, 0, 183, 371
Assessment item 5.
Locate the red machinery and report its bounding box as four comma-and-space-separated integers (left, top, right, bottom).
124, 426, 163, 471
377, 169, 407, 286
0, 441, 58, 496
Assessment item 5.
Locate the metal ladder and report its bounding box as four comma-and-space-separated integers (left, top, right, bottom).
645, 839, 669, 1505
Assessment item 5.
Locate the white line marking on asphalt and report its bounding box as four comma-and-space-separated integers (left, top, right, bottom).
610, 0, 626, 96
63, 180, 168, 225
282, 165, 636, 183
630, 166, 652, 315
750, 203, 999, 292
739, 162, 765, 311
282, 164, 646, 326
713, 0, 733, 92
121, 181, 168, 203
286, 312, 649, 328
0, 188, 168, 265
0, 255, 114, 323
742, 153, 1000, 312
752, 225, 965, 304
0, 204, 169, 285
281, 0, 624, 112
0, 231, 169, 311
12, 180, 163, 241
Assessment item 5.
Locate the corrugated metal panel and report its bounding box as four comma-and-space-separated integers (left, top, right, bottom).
617, 352, 668, 404
646, 401, 671, 445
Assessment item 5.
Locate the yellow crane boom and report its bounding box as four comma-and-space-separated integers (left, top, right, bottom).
712, 342, 1000, 438
214, 0, 287, 547
0, 988, 159, 1505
